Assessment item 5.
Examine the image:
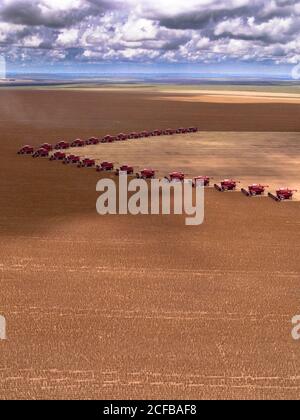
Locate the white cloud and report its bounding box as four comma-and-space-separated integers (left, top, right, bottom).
121, 17, 158, 42
22, 34, 42, 47
57, 28, 79, 46
0, 0, 300, 66
41, 0, 83, 11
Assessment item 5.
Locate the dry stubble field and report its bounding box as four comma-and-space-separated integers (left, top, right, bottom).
0, 88, 300, 400
68, 131, 300, 200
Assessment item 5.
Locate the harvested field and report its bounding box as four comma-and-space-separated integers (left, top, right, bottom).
0, 88, 300, 400
67, 131, 300, 201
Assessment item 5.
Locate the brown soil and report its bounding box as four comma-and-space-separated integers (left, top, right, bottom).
0, 89, 299, 400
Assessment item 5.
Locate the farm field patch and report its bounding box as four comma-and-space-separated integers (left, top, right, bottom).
0, 88, 299, 400
66, 131, 300, 201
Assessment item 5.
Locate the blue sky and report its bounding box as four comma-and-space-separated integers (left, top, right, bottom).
6, 61, 296, 80
1, 0, 300, 78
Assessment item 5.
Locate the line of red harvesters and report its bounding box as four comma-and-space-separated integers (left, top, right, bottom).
18, 126, 297, 202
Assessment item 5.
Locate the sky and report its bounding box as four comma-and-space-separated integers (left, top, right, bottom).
0, 0, 300, 77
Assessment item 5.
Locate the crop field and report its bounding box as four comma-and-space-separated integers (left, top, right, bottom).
67, 131, 300, 201
0, 88, 300, 400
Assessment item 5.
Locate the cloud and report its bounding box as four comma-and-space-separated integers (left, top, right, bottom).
214, 16, 298, 43
0, 0, 300, 67
57, 28, 79, 46
0, 0, 86, 28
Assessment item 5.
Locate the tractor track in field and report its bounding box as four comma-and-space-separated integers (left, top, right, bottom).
1, 369, 300, 400
0, 305, 293, 322
0, 262, 300, 278
2, 234, 300, 247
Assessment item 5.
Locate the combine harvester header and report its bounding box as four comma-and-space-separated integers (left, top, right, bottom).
214, 179, 240, 192
242, 184, 269, 197
268, 188, 298, 202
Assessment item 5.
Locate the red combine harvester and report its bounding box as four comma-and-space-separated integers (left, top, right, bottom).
140, 131, 151, 138
117, 133, 128, 141
177, 128, 188, 134
71, 139, 85, 147
176, 128, 184, 134
136, 169, 156, 179
55, 141, 70, 150
40, 143, 53, 151
128, 132, 141, 139
32, 148, 49, 158
18, 145, 34, 155
268, 188, 298, 201
167, 171, 185, 182
242, 184, 269, 197
152, 129, 163, 136
50, 151, 66, 161
115, 165, 134, 175
214, 179, 240, 192
102, 135, 115, 143
86, 137, 99, 145
96, 161, 114, 172
63, 155, 80, 164
78, 158, 95, 168
164, 128, 176, 135
193, 176, 211, 187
